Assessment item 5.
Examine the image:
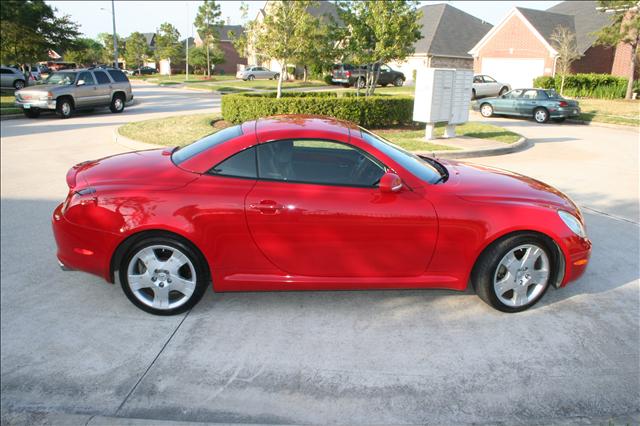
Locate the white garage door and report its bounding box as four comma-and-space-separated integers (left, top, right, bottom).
481, 58, 545, 89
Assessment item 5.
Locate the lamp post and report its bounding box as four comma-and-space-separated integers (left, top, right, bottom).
100, 1, 119, 69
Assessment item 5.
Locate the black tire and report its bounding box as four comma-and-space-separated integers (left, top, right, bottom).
381, 83, 389, 87
552, 117, 566, 123
273, 73, 280, 80
355, 78, 366, 89
499, 87, 509, 96
247, 75, 255, 81
119, 235, 209, 316
55, 97, 73, 119
480, 102, 493, 118
342, 83, 350, 88
109, 93, 125, 113
471, 89, 476, 100
13, 79, 25, 90
533, 107, 549, 123
393, 77, 404, 87
472, 233, 555, 313
22, 108, 40, 118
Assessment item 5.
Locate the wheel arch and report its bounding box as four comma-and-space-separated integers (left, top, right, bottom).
56, 94, 75, 108
469, 229, 565, 290
109, 229, 211, 286
111, 90, 126, 101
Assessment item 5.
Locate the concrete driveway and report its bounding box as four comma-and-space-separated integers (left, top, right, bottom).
1, 86, 638, 425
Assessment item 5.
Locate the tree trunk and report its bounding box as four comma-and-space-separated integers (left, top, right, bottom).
303, 65, 308, 82
276, 61, 285, 98
206, 44, 211, 79
369, 63, 382, 96
625, 42, 638, 100
560, 74, 565, 96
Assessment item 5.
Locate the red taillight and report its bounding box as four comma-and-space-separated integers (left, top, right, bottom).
558, 101, 569, 107
345, 71, 351, 78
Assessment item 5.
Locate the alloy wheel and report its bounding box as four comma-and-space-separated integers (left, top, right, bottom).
493, 244, 550, 307
126, 245, 197, 310
535, 109, 548, 123
480, 104, 493, 117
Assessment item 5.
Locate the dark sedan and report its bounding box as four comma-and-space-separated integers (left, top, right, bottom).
474, 88, 581, 123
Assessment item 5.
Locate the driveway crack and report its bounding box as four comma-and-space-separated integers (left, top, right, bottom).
114, 310, 191, 415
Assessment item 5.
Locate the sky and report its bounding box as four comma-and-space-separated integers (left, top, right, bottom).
47, 0, 562, 39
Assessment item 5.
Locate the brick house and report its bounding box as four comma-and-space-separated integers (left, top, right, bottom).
389, 3, 492, 84
468, 1, 632, 89
192, 25, 247, 75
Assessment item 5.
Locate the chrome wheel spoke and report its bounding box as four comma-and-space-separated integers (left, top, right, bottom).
128, 272, 152, 291
164, 250, 189, 275
495, 274, 516, 296
137, 247, 160, 271
513, 286, 528, 305
152, 286, 170, 309
530, 269, 549, 284
171, 276, 196, 296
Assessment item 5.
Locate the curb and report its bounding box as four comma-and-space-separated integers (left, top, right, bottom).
0, 113, 23, 121
113, 126, 163, 151
421, 136, 532, 159
566, 118, 639, 130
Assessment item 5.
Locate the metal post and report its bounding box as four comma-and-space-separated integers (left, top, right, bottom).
111, 0, 118, 69
186, 2, 189, 79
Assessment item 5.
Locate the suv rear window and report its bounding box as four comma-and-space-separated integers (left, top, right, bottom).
107, 69, 129, 82
94, 70, 111, 84
172, 125, 244, 165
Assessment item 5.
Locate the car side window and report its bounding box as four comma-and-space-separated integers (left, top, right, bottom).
257, 139, 385, 187
0, 68, 11, 74
473, 76, 483, 83
381, 65, 391, 72
78, 71, 95, 86
483, 75, 496, 83
93, 70, 111, 85
522, 90, 538, 99
505, 89, 524, 99
536, 90, 549, 99
209, 147, 257, 179
107, 69, 129, 83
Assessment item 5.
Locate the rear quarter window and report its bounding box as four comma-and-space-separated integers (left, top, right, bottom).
107, 69, 129, 83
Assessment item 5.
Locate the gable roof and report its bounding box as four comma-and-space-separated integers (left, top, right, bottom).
217, 25, 244, 41
516, 7, 575, 47
415, 3, 492, 58
547, 0, 612, 54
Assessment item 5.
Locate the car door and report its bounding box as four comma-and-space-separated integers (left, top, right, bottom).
75, 71, 98, 107
516, 89, 541, 116
378, 64, 392, 85
92, 70, 112, 105
493, 89, 523, 114
245, 139, 438, 278
482, 75, 501, 96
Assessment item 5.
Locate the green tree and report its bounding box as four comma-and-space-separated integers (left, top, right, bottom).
194, 0, 223, 78
336, 0, 422, 95
252, 1, 320, 97
595, 0, 639, 99
124, 32, 149, 69
0, 0, 80, 66
550, 26, 583, 96
230, 1, 250, 58
97, 32, 125, 64
155, 22, 181, 63
64, 37, 104, 66
188, 45, 222, 74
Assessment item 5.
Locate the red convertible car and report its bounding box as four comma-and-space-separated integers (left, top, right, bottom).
53, 115, 591, 315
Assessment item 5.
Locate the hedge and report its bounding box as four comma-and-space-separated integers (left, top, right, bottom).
532, 73, 631, 99
221, 92, 414, 128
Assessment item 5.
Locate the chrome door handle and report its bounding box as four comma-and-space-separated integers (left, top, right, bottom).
249, 201, 284, 214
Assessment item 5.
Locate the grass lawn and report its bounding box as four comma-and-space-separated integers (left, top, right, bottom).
577, 98, 639, 126
120, 113, 519, 153
0, 92, 20, 115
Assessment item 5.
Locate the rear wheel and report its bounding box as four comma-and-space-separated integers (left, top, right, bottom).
499, 87, 509, 96
355, 78, 366, 89
534, 107, 549, 123
552, 117, 566, 123
247, 75, 255, 81
110, 93, 125, 113
22, 108, 40, 118
119, 236, 209, 315
480, 103, 493, 117
471, 89, 476, 100
55, 98, 73, 119
473, 234, 554, 313
273, 73, 280, 80
393, 77, 404, 87
13, 79, 25, 90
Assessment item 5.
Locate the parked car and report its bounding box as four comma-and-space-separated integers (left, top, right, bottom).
474, 88, 580, 123
52, 115, 591, 315
472, 75, 511, 99
236, 66, 280, 81
14, 67, 133, 118
130, 66, 157, 76
332, 63, 405, 88
0, 66, 27, 90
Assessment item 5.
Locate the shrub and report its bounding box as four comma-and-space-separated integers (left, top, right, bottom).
221, 92, 414, 128
533, 73, 629, 99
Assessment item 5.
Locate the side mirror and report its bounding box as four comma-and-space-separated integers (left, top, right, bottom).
77, 79, 85, 86
379, 172, 403, 193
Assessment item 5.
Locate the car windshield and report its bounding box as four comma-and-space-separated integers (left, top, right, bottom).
172, 125, 244, 165
360, 129, 444, 184
45, 72, 77, 85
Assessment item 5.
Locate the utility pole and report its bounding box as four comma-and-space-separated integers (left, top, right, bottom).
111, 0, 119, 68
186, 1, 189, 79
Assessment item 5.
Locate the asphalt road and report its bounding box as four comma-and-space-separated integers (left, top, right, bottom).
1, 84, 638, 425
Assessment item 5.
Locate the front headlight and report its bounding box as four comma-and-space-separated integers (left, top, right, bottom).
558, 210, 586, 237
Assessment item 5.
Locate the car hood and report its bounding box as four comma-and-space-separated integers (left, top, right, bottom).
18, 84, 66, 93
69, 148, 198, 190
443, 160, 579, 214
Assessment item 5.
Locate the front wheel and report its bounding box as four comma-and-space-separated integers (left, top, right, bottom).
393, 77, 404, 87
473, 234, 554, 313
55, 98, 73, 119
119, 236, 209, 315
480, 103, 493, 117
23, 108, 40, 118
534, 107, 549, 123
110, 93, 125, 113
13, 79, 25, 90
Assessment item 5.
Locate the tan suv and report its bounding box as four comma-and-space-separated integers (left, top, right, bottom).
14, 67, 134, 118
